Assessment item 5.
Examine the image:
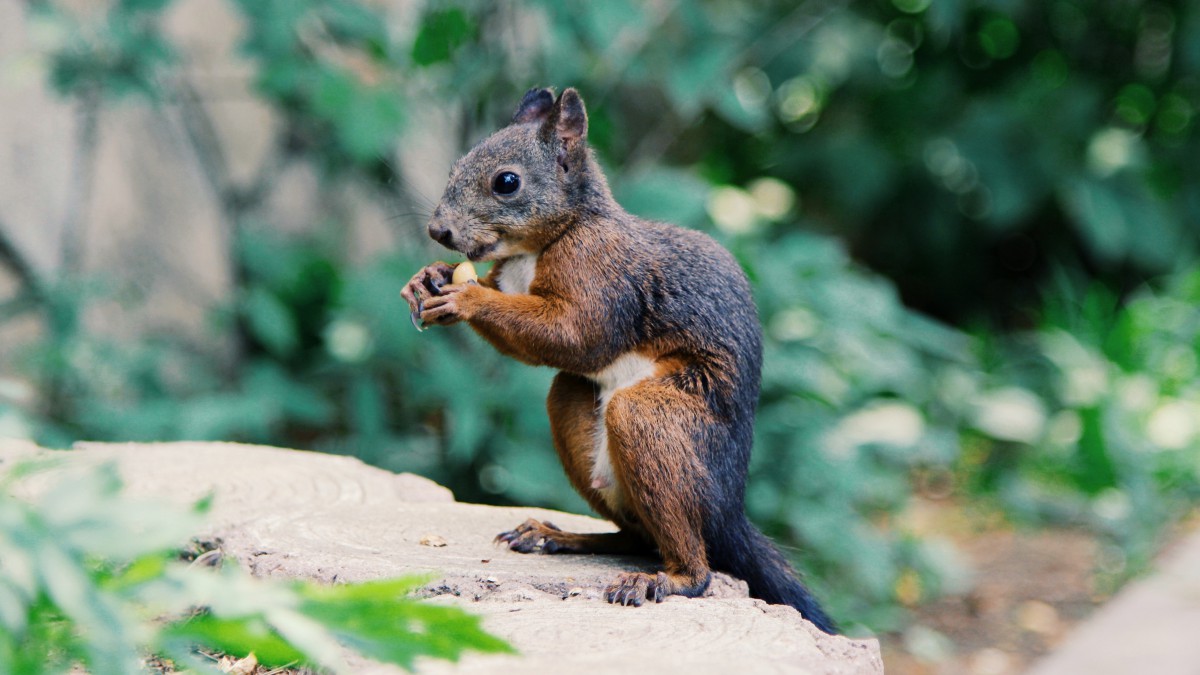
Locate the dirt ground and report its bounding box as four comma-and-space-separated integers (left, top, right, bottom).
879, 500, 1198, 675
880, 525, 1104, 674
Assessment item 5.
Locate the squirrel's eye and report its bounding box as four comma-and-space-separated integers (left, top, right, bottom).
492, 171, 521, 196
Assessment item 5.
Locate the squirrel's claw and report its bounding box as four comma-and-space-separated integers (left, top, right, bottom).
495, 518, 565, 554
403, 261, 457, 332
605, 571, 670, 607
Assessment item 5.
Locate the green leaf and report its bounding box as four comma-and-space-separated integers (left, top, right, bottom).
117, 0, 173, 11
666, 41, 737, 116
297, 577, 515, 669
246, 363, 334, 426
319, 2, 388, 47
1060, 178, 1129, 265
312, 67, 357, 119
411, 8, 473, 66
614, 167, 711, 227
338, 87, 405, 161
349, 373, 387, 445
163, 614, 308, 666
35, 540, 139, 675
244, 287, 299, 358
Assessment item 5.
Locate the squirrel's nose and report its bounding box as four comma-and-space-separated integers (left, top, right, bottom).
428, 222, 454, 248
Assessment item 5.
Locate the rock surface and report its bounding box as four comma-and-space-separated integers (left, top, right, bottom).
0, 441, 883, 674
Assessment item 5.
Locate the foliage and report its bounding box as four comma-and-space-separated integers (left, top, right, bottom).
737, 230, 978, 626
735, 0, 1200, 323
3, 0, 1199, 635
0, 461, 512, 674
30, 0, 176, 99
231, 0, 410, 165
963, 269, 1200, 579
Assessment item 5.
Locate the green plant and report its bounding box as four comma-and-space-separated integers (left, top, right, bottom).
960, 268, 1200, 580
0, 460, 511, 674
733, 229, 978, 628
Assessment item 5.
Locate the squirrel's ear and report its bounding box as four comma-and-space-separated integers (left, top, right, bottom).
512, 87, 555, 124
554, 88, 587, 144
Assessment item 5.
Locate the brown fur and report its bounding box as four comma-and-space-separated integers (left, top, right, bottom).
606, 381, 714, 598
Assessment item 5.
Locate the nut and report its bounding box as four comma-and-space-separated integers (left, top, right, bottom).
452, 261, 478, 285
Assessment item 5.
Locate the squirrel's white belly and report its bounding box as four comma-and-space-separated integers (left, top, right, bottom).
588, 352, 658, 512
496, 254, 537, 294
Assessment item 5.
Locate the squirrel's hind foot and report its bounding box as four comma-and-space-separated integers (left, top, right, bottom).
605, 571, 664, 606
604, 570, 711, 607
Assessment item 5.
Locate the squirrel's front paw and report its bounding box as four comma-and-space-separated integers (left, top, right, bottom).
401, 262, 456, 330
494, 518, 564, 553
419, 282, 481, 327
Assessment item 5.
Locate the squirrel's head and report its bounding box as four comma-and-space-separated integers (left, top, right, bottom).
426, 87, 600, 261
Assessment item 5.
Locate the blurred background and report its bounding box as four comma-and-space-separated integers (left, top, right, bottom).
0, 0, 1198, 672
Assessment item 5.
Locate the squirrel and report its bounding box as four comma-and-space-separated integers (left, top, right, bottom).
401, 87, 836, 634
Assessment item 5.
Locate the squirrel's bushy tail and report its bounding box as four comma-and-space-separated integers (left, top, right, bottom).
709, 516, 838, 634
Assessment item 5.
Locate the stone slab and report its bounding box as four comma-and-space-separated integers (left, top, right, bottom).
0, 441, 882, 674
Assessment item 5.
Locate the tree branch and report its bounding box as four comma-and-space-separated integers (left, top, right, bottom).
168, 69, 297, 372
170, 73, 291, 215
172, 74, 235, 206
0, 220, 44, 302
